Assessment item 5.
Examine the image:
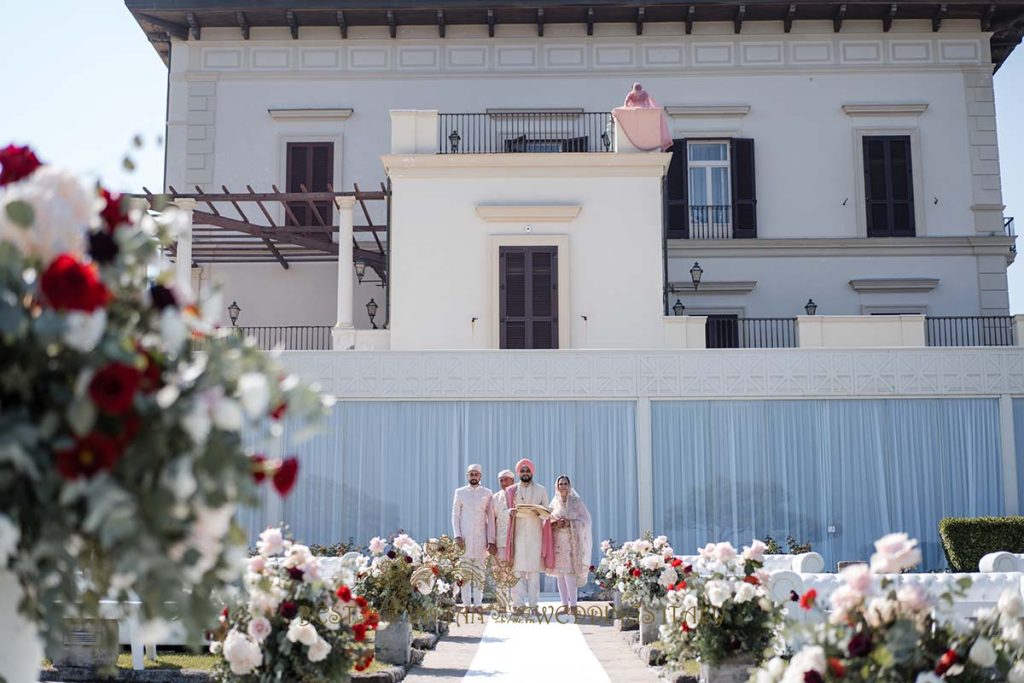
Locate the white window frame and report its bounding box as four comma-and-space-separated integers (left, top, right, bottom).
686, 140, 732, 237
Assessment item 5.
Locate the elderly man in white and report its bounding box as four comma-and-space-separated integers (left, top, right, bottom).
491, 469, 516, 608
452, 464, 496, 610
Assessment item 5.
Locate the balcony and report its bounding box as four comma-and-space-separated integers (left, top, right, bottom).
438, 111, 614, 155
705, 317, 797, 348
194, 325, 333, 351
925, 316, 1015, 347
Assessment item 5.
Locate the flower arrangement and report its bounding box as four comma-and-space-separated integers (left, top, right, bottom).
421, 535, 468, 623
357, 533, 454, 622
212, 527, 378, 680
593, 539, 622, 592
0, 145, 328, 646
752, 532, 1024, 683
659, 539, 783, 667
608, 533, 678, 608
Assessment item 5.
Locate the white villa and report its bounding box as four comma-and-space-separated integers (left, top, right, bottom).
127, 0, 1024, 570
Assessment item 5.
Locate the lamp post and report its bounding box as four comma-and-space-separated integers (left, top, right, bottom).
227, 300, 241, 326
366, 298, 379, 330
448, 129, 461, 153
354, 260, 366, 284
672, 299, 686, 316
690, 261, 703, 290
804, 298, 818, 316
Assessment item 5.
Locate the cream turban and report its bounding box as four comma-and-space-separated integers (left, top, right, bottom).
466, 463, 482, 474
498, 469, 514, 479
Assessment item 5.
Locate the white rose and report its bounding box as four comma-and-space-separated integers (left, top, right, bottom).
237, 373, 270, 418
869, 533, 921, 574
641, 555, 664, 572
307, 635, 331, 663
600, 540, 612, 553
286, 619, 319, 647
0, 166, 91, 262
222, 629, 262, 675
212, 396, 243, 432
705, 580, 731, 608
839, 563, 873, 592
968, 638, 997, 668
767, 656, 786, 679
782, 646, 825, 683
896, 584, 930, 614
209, 640, 222, 654
830, 585, 866, 615
1002, 622, 1024, 649
743, 539, 767, 563
998, 590, 1023, 619
734, 582, 757, 604
1008, 663, 1024, 683
63, 310, 107, 352
368, 537, 387, 555
257, 527, 285, 557
714, 542, 738, 563
247, 617, 272, 642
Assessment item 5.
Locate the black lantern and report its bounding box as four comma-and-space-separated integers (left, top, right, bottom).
227, 300, 241, 326
804, 298, 818, 316
689, 261, 704, 289
448, 129, 461, 153
366, 298, 379, 329
672, 299, 685, 316
354, 260, 366, 283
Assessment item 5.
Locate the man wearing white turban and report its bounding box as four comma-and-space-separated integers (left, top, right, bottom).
452, 464, 496, 610
491, 469, 516, 608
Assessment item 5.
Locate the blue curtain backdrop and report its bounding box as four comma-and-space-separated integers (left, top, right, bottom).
240, 400, 638, 563
651, 398, 1005, 570
1012, 399, 1024, 515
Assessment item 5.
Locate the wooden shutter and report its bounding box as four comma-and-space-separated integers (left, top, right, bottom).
730, 138, 757, 238
285, 142, 334, 227
864, 136, 915, 237
499, 246, 558, 349
665, 138, 689, 238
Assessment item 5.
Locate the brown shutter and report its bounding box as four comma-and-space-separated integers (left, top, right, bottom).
285, 142, 334, 227
499, 246, 558, 349
864, 136, 914, 237
730, 138, 757, 238
665, 138, 689, 238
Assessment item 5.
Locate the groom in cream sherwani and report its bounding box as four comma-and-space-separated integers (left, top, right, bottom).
452, 464, 496, 610
504, 458, 549, 611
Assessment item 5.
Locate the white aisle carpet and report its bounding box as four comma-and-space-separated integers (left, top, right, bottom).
462, 601, 611, 682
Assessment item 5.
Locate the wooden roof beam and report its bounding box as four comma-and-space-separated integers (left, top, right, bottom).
387, 10, 396, 38
337, 10, 347, 38
140, 14, 188, 40
192, 210, 336, 254
982, 3, 996, 30
437, 9, 445, 37
186, 11, 201, 39
734, 4, 745, 34
686, 6, 695, 34
587, 7, 594, 35
636, 7, 645, 35
883, 3, 897, 32
236, 11, 250, 39
834, 4, 847, 32
221, 184, 288, 269
286, 10, 299, 38
785, 3, 796, 32
487, 9, 495, 37
933, 3, 947, 31
537, 8, 544, 37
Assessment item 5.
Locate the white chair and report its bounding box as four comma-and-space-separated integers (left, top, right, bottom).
979, 552, 1024, 572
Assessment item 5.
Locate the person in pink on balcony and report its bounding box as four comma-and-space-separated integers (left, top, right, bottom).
615, 82, 673, 151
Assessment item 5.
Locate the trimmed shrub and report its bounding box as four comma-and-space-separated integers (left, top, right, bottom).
938, 516, 1024, 571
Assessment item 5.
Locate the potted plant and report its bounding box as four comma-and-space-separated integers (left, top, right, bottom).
614, 533, 678, 644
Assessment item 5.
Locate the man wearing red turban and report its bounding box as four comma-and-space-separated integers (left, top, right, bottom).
504, 458, 552, 612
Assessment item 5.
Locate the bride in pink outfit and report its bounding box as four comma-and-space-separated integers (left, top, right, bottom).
546, 475, 593, 612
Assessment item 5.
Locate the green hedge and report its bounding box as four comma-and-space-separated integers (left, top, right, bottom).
938, 516, 1024, 571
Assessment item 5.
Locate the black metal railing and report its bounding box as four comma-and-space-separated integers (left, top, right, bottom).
194, 326, 333, 351
705, 317, 798, 349
1006, 216, 1016, 255
925, 316, 1015, 347
439, 112, 614, 154
688, 205, 733, 240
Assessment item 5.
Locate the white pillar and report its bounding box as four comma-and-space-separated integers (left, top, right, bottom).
999, 395, 1020, 515
173, 198, 196, 297
635, 397, 654, 535
333, 196, 357, 350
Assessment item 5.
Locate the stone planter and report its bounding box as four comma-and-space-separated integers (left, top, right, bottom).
699, 655, 756, 683
639, 603, 664, 645
375, 616, 413, 665
0, 568, 44, 683
52, 617, 120, 680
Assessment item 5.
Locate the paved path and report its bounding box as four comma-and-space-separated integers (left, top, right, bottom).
405, 600, 662, 683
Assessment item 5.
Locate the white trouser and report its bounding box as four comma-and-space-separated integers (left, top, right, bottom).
555, 574, 577, 607
460, 558, 485, 607
513, 572, 540, 608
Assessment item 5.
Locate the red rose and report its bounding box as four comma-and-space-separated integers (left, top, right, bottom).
680, 621, 691, 633
682, 564, 693, 574
352, 623, 368, 642
363, 611, 379, 628
670, 557, 682, 568
336, 585, 352, 602
89, 363, 142, 415
631, 568, 642, 577
847, 632, 872, 657
743, 575, 761, 586
827, 658, 846, 678
799, 588, 817, 611
40, 254, 110, 312
250, 454, 268, 483
272, 457, 299, 496
354, 596, 368, 609
0, 144, 42, 186
99, 188, 130, 231
279, 601, 298, 619
675, 580, 687, 590
431, 565, 439, 575
55, 433, 122, 480
803, 672, 824, 683
270, 402, 287, 421
935, 649, 959, 675
287, 567, 304, 581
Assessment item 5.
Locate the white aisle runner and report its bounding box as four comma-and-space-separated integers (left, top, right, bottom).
462, 602, 611, 682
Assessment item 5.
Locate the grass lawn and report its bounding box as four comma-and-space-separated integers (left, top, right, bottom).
44, 648, 397, 674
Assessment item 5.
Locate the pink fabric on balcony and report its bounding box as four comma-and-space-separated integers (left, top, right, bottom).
613, 107, 673, 152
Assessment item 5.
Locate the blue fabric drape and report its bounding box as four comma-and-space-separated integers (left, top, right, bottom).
240, 400, 638, 562
651, 398, 1004, 570
1012, 399, 1024, 515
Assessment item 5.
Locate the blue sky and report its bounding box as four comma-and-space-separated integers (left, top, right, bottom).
1, 1, 1021, 309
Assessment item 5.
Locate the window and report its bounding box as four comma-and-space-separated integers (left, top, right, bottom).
285, 142, 334, 227
666, 138, 756, 239
863, 136, 914, 237
499, 246, 558, 349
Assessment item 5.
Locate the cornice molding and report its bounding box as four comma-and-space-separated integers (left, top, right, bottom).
668, 236, 1015, 258
841, 103, 929, 117
665, 105, 751, 119
268, 108, 354, 121
668, 280, 757, 294
849, 278, 940, 293
382, 152, 672, 178
476, 205, 581, 223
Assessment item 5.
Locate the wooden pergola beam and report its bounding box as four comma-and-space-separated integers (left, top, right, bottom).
236, 11, 250, 39
193, 210, 335, 253
222, 184, 288, 269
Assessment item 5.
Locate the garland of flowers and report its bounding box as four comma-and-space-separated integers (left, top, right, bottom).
0, 145, 328, 646
211, 527, 378, 680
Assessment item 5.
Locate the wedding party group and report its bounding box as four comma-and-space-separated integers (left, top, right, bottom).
451, 459, 593, 612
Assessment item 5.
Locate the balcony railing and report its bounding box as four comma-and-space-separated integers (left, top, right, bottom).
925, 316, 1015, 347
688, 205, 733, 240
195, 326, 333, 351
706, 317, 798, 349
1007, 216, 1016, 255
438, 112, 614, 155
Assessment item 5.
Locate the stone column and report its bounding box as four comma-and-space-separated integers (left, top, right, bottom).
173, 198, 197, 297
333, 196, 358, 350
